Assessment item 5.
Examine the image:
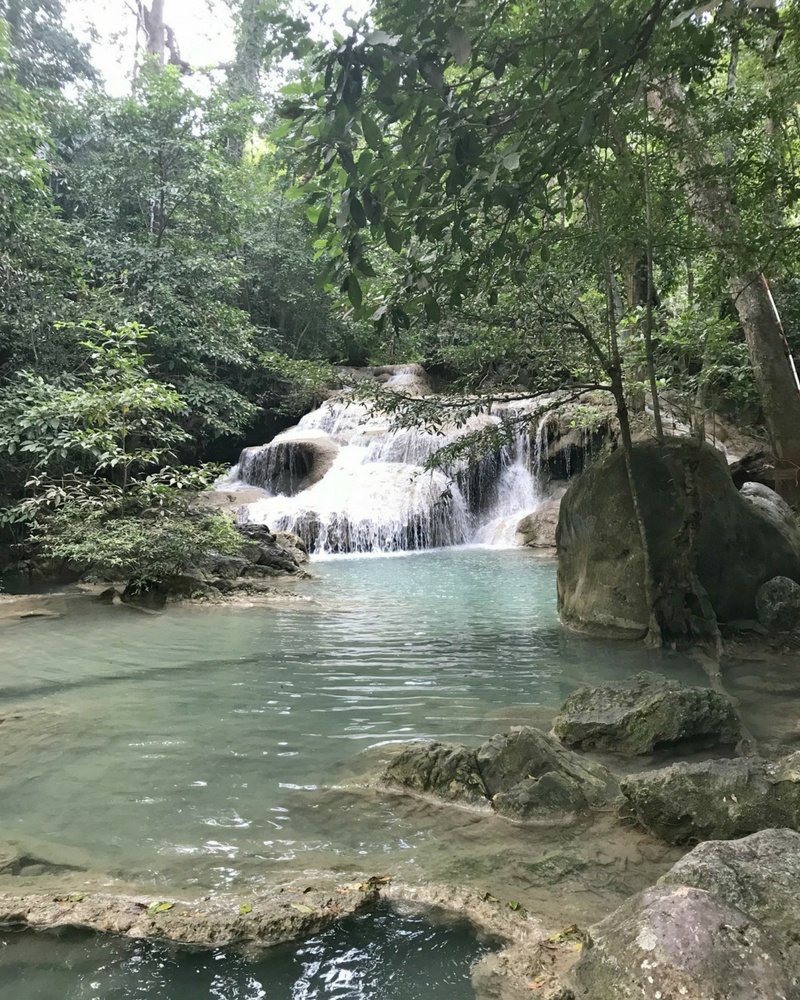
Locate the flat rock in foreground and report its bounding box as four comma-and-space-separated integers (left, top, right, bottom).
621, 753, 800, 844
0, 882, 378, 950
552, 671, 740, 755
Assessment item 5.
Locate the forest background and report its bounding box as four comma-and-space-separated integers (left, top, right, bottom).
2, 0, 800, 642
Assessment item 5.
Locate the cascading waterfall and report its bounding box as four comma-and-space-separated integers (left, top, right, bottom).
226, 391, 548, 555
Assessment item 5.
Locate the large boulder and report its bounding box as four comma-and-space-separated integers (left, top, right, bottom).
620, 753, 800, 844
236, 435, 339, 495
476, 728, 619, 821
515, 495, 562, 549
552, 672, 740, 755
567, 885, 795, 1000
382, 728, 619, 822
556, 437, 800, 636
381, 726, 619, 821
659, 828, 800, 963
756, 575, 800, 632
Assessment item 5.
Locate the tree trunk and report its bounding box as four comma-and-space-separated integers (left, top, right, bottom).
138, 0, 166, 64
651, 80, 800, 501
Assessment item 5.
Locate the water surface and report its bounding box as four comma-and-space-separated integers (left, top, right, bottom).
0, 550, 703, 914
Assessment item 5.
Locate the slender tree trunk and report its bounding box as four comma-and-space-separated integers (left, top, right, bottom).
138, 0, 166, 64
651, 80, 800, 502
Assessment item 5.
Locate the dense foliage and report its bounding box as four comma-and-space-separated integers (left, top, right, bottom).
2, 0, 800, 625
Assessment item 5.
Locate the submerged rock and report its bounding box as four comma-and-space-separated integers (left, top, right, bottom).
382, 742, 489, 805
567, 885, 795, 1000
620, 753, 800, 844
756, 575, 800, 632
382, 728, 618, 822
552, 672, 740, 755
556, 437, 800, 636
659, 828, 800, 963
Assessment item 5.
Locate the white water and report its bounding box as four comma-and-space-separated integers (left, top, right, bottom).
227, 392, 548, 555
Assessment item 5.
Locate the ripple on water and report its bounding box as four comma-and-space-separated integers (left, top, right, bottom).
0, 549, 703, 922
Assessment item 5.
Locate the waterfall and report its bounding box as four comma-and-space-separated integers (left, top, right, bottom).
226, 394, 548, 555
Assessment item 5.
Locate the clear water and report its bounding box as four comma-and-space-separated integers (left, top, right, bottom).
0, 550, 705, 895
0, 904, 487, 1000
0, 548, 719, 997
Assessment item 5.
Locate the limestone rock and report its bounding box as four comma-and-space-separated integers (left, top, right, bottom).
515, 496, 562, 549
556, 437, 800, 636
0, 882, 379, 950
741, 482, 800, 553
552, 672, 740, 755
478, 728, 619, 821
567, 885, 795, 1000
659, 828, 800, 962
236, 436, 339, 496
382, 742, 489, 805
756, 575, 800, 632
381, 728, 618, 820
620, 754, 800, 844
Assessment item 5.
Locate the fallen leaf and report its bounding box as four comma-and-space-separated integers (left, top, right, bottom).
70, 893, 85, 903
239, 903, 252, 915
147, 901, 175, 915
290, 903, 316, 914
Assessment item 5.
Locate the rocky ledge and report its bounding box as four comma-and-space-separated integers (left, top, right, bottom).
0, 879, 379, 951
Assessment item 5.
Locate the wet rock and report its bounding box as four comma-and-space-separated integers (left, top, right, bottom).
756, 575, 800, 632
659, 828, 800, 962
552, 672, 740, 755
620, 753, 800, 844
382, 728, 619, 821
557, 437, 800, 636
567, 885, 795, 1000
236, 436, 339, 496
0, 882, 379, 950
382, 742, 489, 805
275, 531, 309, 564
476, 728, 619, 819
515, 495, 562, 549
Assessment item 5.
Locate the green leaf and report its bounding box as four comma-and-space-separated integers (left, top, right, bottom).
239, 903, 253, 915
350, 196, 367, 228
384, 220, 403, 253
502, 152, 520, 171
361, 114, 383, 151
424, 296, 442, 323
343, 273, 363, 308
147, 901, 175, 915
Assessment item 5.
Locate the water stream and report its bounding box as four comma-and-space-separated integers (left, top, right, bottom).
2, 550, 792, 996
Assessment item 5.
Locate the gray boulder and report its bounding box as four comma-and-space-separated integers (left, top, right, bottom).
515, 496, 562, 549
381, 728, 619, 821
567, 885, 796, 1000
756, 575, 800, 632
477, 728, 619, 821
621, 753, 800, 844
659, 828, 800, 963
557, 437, 800, 636
552, 672, 740, 755
382, 742, 489, 806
